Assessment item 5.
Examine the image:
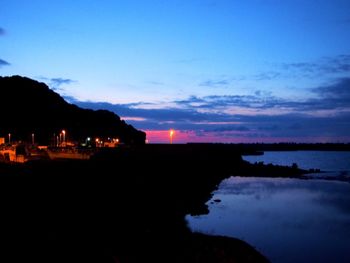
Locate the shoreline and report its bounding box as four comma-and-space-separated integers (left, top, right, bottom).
0, 144, 313, 262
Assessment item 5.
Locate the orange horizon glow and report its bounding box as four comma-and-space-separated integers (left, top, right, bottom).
144, 129, 252, 144
144, 130, 347, 144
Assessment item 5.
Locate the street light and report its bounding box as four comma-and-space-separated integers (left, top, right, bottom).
62, 130, 66, 147
85, 137, 91, 147
32, 133, 35, 145
8, 133, 11, 144
169, 129, 175, 144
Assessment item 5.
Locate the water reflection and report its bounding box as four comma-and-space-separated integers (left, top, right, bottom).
186, 177, 350, 263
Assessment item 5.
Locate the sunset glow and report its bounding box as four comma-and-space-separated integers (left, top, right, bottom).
2, 1, 350, 143
144, 130, 350, 144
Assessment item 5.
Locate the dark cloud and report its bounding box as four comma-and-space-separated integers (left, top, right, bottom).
312, 77, 350, 109
252, 71, 281, 81
257, 125, 281, 132
76, 100, 222, 124
197, 54, 350, 86
212, 125, 250, 132
50, 78, 75, 88
176, 95, 256, 109
0, 59, 10, 67
314, 78, 350, 98
69, 77, 350, 141
39, 77, 75, 91
281, 54, 350, 77
319, 55, 350, 74
255, 90, 272, 97
72, 99, 350, 140
175, 96, 206, 106
287, 123, 303, 130
282, 62, 319, 73
176, 94, 286, 111
199, 79, 230, 87
0, 27, 5, 35
180, 78, 350, 113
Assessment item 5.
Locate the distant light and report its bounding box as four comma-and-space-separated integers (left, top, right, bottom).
62, 130, 66, 134
87, 137, 91, 141
169, 129, 175, 144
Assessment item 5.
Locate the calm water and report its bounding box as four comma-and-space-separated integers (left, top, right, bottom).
187, 151, 350, 263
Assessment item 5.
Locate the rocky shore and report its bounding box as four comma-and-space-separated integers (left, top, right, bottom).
0, 144, 310, 262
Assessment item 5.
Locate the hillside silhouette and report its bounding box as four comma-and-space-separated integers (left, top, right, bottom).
0, 75, 145, 144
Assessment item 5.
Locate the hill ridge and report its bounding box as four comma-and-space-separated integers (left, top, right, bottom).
0, 75, 146, 144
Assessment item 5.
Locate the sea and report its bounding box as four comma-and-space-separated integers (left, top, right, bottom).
186, 151, 350, 263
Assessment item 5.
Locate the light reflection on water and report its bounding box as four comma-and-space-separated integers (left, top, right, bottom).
186, 177, 350, 263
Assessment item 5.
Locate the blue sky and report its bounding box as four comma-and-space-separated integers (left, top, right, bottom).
1, 0, 350, 142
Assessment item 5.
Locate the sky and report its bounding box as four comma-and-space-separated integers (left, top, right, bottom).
1, 0, 350, 143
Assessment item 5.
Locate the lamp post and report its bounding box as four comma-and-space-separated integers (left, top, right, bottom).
62, 130, 66, 147
169, 129, 174, 144
8, 133, 11, 144
32, 133, 35, 145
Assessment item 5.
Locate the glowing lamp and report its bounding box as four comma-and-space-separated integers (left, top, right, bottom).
169, 129, 175, 144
